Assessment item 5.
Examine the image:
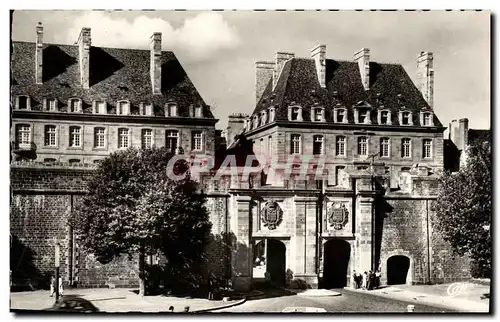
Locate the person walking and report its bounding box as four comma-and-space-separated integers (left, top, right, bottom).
362, 271, 367, 290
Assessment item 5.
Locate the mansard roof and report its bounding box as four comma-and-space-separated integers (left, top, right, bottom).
252, 57, 442, 127
10, 41, 215, 118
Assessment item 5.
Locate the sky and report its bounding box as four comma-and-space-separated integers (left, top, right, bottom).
11, 10, 491, 131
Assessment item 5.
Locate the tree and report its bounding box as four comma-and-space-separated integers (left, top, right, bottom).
73, 147, 212, 296
434, 137, 492, 278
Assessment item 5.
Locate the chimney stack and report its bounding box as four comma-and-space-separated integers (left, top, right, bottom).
255, 61, 275, 104
354, 48, 370, 91
226, 113, 248, 147
35, 22, 43, 84
77, 27, 91, 89
311, 44, 326, 88
417, 51, 435, 108
273, 52, 295, 89
449, 118, 469, 152
150, 32, 162, 95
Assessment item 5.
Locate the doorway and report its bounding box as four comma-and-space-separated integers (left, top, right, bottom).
386, 255, 410, 285
323, 239, 351, 288
266, 239, 286, 286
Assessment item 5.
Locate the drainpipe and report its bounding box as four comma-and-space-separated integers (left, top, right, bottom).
426, 199, 432, 284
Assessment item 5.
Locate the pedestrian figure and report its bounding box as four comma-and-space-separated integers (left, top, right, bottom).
375, 270, 381, 289
50, 276, 64, 297
367, 270, 374, 290
362, 271, 367, 290
207, 278, 214, 300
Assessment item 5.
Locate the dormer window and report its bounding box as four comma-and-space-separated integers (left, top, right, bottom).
268, 107, 275, 123
261, 111, 267, 125
68, 98, 82, 113
16, 96, 30, 110
399, 111, 413, 126
333, 107, 347, 123
194, 106, 202, 118
420, 111, 433, 126
46, 98, 58, 112
358, 110, 368, 124
140, 103, 153, 116
378, 110, 392, 125
117, 100, 130, 115
166, 103, 178, 117
288, 106, 303, 121
93, 100, 107, 115
311, 107, 325, 122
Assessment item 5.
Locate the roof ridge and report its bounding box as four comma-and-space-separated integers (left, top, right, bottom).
11, 40, 174, 54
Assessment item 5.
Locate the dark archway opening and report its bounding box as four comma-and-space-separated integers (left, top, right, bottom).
266, 239, 286, 287
387, 255, 410, 285
323, 239, 351, 289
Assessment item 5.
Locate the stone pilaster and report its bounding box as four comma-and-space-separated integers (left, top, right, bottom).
293, 196, 318, 288
231, 195, 253, 291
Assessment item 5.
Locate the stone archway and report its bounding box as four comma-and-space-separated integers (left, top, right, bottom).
323, 238, 351, 289
387, 255, 411, 285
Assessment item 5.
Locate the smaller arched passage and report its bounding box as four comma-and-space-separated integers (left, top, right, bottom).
323, 239, 351, 289
387, 255, 411, 285
266, 239, 286, 286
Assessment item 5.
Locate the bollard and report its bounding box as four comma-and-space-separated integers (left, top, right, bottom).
184, 306, 190, 312
169, 306, 174, 312
407, 305, 415, 312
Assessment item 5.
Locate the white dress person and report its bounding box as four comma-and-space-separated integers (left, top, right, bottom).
362, 272, 368, 290
50, 276, 64, 296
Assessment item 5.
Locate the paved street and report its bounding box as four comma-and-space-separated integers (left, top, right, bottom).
217, 288, 456, 313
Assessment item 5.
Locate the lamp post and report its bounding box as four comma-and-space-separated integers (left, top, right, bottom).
55, 243, 60, 303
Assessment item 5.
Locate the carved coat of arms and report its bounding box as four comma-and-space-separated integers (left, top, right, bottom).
328, 203, 349, 230
261, 201, 283, 230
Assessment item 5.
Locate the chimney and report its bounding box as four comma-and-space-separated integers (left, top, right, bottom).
353, 48, 370, 91
311, 44, 326, 88
273, 52, 295, 89
417, 51, 435, 108
77, 27, 91, 89
226, 113, 248, 147
255, 61, 275, 104
449, 118, 469, 152
150, 32, 162, 95
35, 22, 43, 84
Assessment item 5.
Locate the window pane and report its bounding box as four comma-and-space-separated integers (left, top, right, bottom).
336, 136, 346, 156
166, 130, 179, 152
44, 125, 57, 146
69, 127, 81, 147
142, 129, 153, 149
118, 128, 129, 148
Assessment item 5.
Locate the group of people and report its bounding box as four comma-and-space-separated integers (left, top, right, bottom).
352, 270, 381, 290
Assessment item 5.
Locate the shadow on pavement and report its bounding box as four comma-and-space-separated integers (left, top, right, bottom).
248, 282, 296, 301
46, 295, 99, 313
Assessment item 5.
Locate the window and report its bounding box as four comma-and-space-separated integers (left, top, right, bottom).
423, 113, 432, 126
16, 124, 31, 149
312, 108, 323, 122
336, 136, 346, 157
313, 135, 324, 155
118, 128, 130, 149
192, 131, 203, 151
194, 106, 202, 118
380, 137, 390, 157
290, 107, 301, 121
142, 129, 153, 149
17, 96, 29, 110
69, 99, 81, 113
335, 109, 346, 123
143, 103, 153, 116
401, 138, 411, 158
69, 126, 81, 147
335, 166, 346, 186
44, 158, 56, 163
69, 159, 81, 164
166, 130, 179, 153
44, 125, 57, 147
358, 136, 368, 156
48, 99, 57, 111
358, 110, 368, 123
94, 101, 106, 114
117, 101, 130, 115
94, 127, 106, 148
423, 139, 432, 159
166, 103, 177, 117
380, 111, 390, 125
268, 135, 273, 154
401, 111, 411, 125
290, 134, 301, 154
357, 166, 368, 171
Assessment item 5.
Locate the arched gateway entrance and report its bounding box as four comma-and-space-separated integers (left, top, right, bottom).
253, 239, 286, 286
387, 255, 410, 285
323, 239, 351, 289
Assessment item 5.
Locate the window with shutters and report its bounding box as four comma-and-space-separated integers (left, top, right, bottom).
44, 125, 57, 147
69, 126, 81, 147
118, 128, 130, 149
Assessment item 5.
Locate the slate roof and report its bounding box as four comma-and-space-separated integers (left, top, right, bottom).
10, 41, 215, 118
252, 58, 442, 127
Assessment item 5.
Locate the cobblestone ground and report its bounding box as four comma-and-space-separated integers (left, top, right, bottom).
216, 288, 457, 313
